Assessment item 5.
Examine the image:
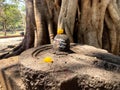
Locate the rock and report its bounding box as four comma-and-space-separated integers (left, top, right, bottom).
0, 56, 25, 90
53, 34, 70, 52
19, 44, 120, 90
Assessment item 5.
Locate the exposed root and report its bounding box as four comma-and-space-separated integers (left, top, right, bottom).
0, 42, 25, 59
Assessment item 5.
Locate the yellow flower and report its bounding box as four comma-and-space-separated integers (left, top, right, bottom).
57, 28, 64, 34
43, 57, 53, 63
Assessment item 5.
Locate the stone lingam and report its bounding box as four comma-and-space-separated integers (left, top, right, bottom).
19, 29, 120, 90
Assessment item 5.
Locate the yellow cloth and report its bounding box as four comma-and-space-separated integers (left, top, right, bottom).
57, 28, 64, 34
43, 57, 53, 63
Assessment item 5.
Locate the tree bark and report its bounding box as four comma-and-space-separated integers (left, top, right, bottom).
117, 0, 120, 10
34, 0, 60, 47
104, 0, 120, 54
58, 0, 78, 43
78, 0, 110, 48
34, 0, 48, 46
25, 0, 36, 49
105, 11, 117, 53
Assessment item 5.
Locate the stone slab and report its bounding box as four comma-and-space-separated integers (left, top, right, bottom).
19, 44, 120, 90
0, 56, 25, 90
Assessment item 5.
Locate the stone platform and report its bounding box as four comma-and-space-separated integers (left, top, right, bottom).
19, 44, 120, 90
0, 57, 25, 90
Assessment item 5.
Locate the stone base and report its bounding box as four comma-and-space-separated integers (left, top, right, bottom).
19, 44, 120, 90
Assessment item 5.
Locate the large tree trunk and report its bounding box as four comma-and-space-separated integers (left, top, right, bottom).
24, 0, 36, 49
0, 0, 60, 59
34, 0, 49, 46
33, 0, 61, 47
78, 0, 110, 48
0, 0, 120, 59
58, 0, 120, 55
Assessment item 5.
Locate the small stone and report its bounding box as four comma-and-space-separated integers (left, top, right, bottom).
53, 34, 70, 52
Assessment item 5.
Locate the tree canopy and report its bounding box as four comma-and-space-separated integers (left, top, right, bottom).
0, 0, 25, 35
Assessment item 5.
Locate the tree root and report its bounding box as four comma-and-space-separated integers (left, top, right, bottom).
0, 43, 25, 59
